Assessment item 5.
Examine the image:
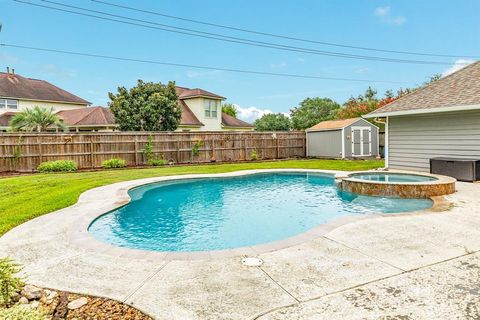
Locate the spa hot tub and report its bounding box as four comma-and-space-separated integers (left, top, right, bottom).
337, 171, 456, 198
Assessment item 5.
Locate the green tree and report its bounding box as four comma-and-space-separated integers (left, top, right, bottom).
254, 113, 291, 131
222, 103, 238, 118
9, 106, 66, 132
109, 80, 181, 131
290, 97, 340, 130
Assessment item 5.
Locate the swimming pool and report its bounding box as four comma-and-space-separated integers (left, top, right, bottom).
88, 172, 433, 252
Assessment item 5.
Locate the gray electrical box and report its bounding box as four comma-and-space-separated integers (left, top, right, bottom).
430, 157, 480, 182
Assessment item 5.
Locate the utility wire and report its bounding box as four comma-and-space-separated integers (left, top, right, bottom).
92, 0, 478, 59
0, 43, 407, 84
14, 0, 469, 66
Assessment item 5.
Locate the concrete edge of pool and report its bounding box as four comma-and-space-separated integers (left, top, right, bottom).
66, 169, 454, 261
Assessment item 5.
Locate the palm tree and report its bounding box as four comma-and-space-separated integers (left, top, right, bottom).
9, 106, 67, 132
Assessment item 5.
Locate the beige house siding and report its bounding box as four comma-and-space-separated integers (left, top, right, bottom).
0, 98, 88, 115
388, 110, 480, 172
182, 97, 222, 131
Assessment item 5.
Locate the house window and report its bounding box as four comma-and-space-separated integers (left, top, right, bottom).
0, 99, 18, 109
204, 99, 219, 118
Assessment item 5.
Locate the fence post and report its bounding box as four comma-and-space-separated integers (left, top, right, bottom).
244, 136, 248, 160
176, 135, 180, 163
37, 136, 42, 164
211, 138, 215, 161
89, 135, 94, 168
303, 134, 307, 157
276, 136, 280, 159
134, 135, 139, 166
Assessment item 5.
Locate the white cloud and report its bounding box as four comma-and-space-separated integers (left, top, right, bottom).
354, 67, 370, 74
374, 6, 390, 17
442, 59, 475, 77
235, 105, 273, 123
234, 104, 290, 123
374, 6, 406, 25
269, 62, 287, 70
391, 16, 407, 25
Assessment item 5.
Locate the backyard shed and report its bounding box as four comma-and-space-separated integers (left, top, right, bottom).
306, 118, 379, 159
365, 61, 480, 173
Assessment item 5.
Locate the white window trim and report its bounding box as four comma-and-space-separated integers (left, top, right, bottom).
204, 99, 219, 118
0, 98, 18, 109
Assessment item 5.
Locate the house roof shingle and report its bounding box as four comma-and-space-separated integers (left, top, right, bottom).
179, 100, 203, 126
0, 112, 15, 127
221, 112, 253, 128
366, 60, 480, 117
56, 107, 115, 126
0, 72, 90, 105
175, 86, 225, 100
307, 118, 361, 131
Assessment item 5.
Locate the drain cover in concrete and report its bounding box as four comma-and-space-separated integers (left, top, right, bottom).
241, 257, 263, 267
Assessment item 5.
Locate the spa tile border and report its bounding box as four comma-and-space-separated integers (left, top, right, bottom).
67, 169, 451, 261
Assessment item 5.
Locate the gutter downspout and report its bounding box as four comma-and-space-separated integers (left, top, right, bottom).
373, 117, 388, 169
384, 117, 389, 169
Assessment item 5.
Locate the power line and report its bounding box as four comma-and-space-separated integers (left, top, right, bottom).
14, 0, 468, 66
0, 43, 408, 84
92, 0, 479, 59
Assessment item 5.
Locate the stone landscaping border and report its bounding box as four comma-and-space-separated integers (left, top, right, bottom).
67, 169, 451, 261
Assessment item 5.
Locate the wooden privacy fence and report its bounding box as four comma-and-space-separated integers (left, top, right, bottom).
0, 131, 306, 172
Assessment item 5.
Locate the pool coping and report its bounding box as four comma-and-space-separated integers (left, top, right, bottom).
67, 169, 451, 261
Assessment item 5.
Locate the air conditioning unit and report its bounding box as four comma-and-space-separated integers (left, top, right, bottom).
430, 157, 480, 182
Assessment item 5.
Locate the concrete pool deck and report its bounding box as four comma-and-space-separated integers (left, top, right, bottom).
1, 169, 480, 319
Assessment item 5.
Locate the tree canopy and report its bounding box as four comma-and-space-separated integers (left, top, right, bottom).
336, 75, 442, 120
254, 113, 291, 131
108, 80, 181, 131
9, 106, 66, 132
290, 97, 340, 130
222, 103, 238, 118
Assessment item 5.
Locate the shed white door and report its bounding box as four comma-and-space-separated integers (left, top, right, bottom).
351, 127, 372, 157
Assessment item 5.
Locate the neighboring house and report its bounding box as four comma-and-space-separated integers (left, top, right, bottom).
306, 118, 379, 159
0, 68, 252, 132
56, 107, 117, 132
0, 107, 117, 132
365, 60, 480, 172
0, 68, 90, 115
175, 86, 253, 131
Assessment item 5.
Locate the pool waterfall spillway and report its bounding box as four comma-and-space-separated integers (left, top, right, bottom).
336, 171, 456, 199
88, 171, 436, 253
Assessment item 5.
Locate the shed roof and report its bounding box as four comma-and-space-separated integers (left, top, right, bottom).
366, 60, 480, 117
306, 118, 361, 132
0, 72, 90, 105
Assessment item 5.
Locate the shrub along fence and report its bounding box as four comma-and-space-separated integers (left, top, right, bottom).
0, 131, 306, 172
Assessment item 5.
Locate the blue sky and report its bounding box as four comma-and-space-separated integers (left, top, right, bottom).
1, 0, 479, 122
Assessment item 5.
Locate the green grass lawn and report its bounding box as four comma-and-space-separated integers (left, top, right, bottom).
0, 159, 383, 236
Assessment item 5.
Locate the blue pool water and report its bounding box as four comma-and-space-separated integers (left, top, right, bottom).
349, 172, 437, 183
88, 172, 433, 252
